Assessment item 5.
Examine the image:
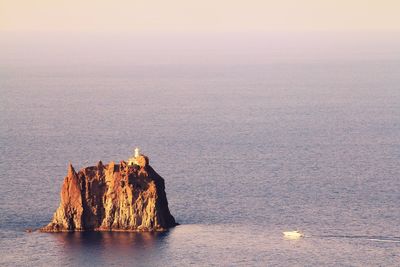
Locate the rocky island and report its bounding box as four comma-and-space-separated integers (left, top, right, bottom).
40, 149, 177, 232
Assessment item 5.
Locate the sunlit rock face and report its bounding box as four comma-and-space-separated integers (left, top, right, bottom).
40, 159, 177, 232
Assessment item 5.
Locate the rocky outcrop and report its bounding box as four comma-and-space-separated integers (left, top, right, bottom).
40, 159, 177, 232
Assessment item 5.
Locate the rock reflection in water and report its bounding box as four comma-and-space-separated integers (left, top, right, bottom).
50, 231, 170, 266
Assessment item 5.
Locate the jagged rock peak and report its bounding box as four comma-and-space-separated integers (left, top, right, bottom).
67, 162, 77, 177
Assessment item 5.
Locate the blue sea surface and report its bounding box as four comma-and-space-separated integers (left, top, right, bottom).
1, 62, 400, 266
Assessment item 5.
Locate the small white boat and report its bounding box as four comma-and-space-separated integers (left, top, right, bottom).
283, 230, 304, 239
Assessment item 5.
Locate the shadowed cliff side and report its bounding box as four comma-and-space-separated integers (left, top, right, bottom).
40, 159, 177, 232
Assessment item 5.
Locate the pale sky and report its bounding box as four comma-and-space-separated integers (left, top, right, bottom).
1, 0, 400, 32
2, 0, 400, 67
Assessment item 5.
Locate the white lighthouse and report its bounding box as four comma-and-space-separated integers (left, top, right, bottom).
128, 147, 146, 166
134, 147, 140, 158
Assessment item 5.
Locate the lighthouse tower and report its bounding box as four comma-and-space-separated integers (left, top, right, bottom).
134, 147, 140, 158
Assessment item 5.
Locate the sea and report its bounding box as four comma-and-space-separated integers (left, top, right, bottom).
1, 61, 400, 266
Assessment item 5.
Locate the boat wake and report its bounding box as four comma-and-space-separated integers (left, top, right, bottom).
365, 238, 400, 243
317, 235, 400, 243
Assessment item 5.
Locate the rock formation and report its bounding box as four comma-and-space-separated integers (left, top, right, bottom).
40, 158, 177, 232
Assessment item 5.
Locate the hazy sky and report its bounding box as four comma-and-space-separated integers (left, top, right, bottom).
1, 0, 400, 32
1, 1, 400, 67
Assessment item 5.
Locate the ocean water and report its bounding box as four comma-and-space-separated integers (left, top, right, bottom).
1, 62, 400, 266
